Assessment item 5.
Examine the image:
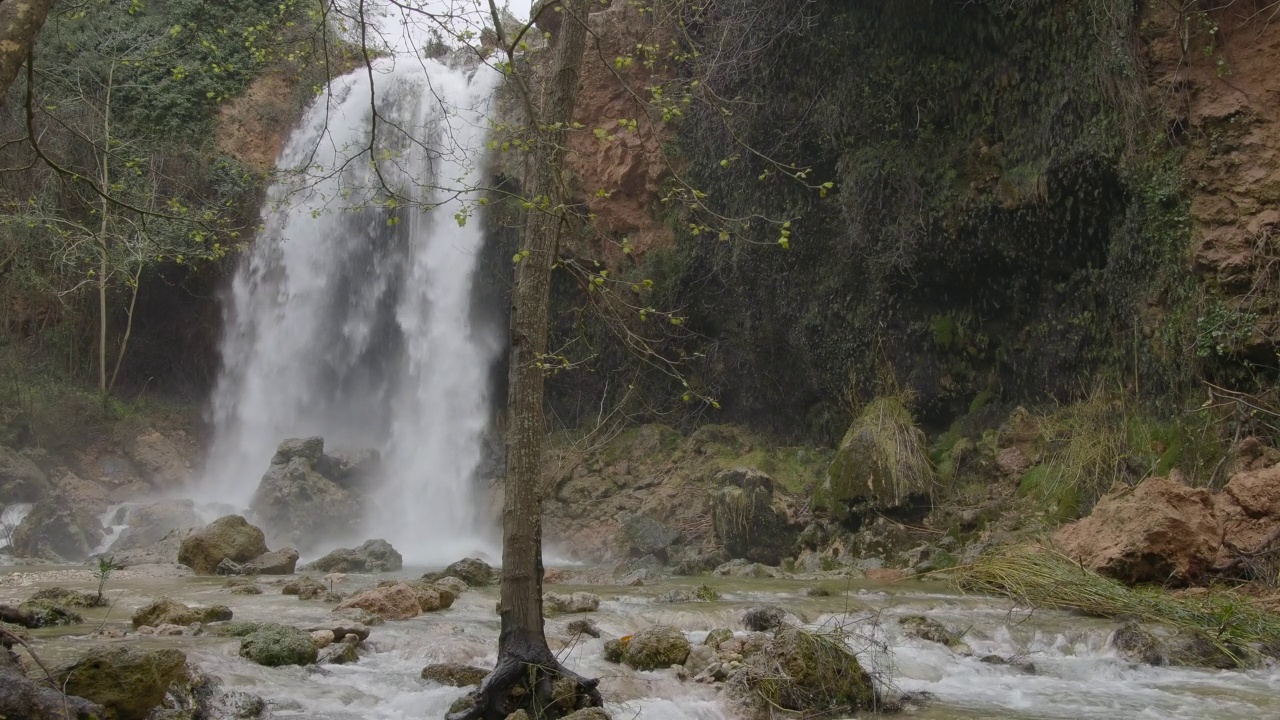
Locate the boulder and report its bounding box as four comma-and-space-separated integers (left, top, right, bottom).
306, 621, 370, 643
53, 471, 110, 516
544, 591, 600, 614
126, 431, 190, 487
56, 646, 188, 720
421, 663, 489, 687
7, 600, 83, 627
10, 493, 105, 561
1054, 476, 1221, 585
615, 512, 680, 559
108, 500, 201, 553
334, 583, 422, 620
107, 527, 192, 567
404, 581, 455, 611
30, 586, 105, 608
238, 623, 319, 666
0, 445, 50, 503
565, 618, 601, 638
422, 557, 495, 586
178, 515, 269, 574
713, 559, 780, 578
282, 576, 334, 600
131, 598, 231, 628
710, 468, 797, 565
304, 539, 402, 573
0, 643, 103, 719
271, 437, 325, 465
1216, 463, 1280, 569
622, 625, 691, 670
244, 547, 299, 575
731, 626, 876, 714
432, 575, 469, 596
684, 644, 716, 677
251, 444, 357, 552
823, 397, 931, 515
317, 447, 381, 492
215, 558, 258, 577
899, 615, 963, 648
668, 544, 729, 575
742, 605, 787, 632
319, 641, 359, 665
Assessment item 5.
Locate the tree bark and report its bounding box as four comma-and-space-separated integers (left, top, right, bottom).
0, 0, 56, 102
448, 1, 597, 718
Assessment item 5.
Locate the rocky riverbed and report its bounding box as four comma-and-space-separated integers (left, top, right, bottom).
3, 556, 1279, 720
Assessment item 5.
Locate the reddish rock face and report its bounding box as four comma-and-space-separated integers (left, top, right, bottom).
1215, 463, 1280, 568
334, 583, 422, 621
1054, 475, 1222, 585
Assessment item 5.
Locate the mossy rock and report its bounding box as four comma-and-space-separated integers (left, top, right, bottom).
30, 587, 106, 608
18, 599, 83, 626
238, 623, 318, 667
131, 598, 230, 628
57, 646, 188, 720
621, 625, 691, 670
823, 397, 931, 516
421, 662, 489, 687
899, 615, 963, 648
733, 627, 876, 714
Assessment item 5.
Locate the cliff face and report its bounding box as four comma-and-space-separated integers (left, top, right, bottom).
544, 0, 1280, 439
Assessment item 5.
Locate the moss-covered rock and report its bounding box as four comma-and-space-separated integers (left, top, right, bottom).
823, 397, 931, 517
732, 627, 876, 714
710, 468, 797, 565
177, 515, 268, 574
421, 557, 495, 587
56, 646, 188, 720
131, 598, 230, 628
17, 599, 84, 626
622, 625, 691, 670
421, 662, 489, 687
899, 615, 963, 648
30, 586, 106, 608
238, 623, 318, 666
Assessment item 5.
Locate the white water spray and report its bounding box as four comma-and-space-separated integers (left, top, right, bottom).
202, 57, 501, 564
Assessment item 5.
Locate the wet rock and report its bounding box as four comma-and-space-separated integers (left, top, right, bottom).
251, 440, 357, 552
228, 584, 264, 595
108, 527, 192, 567
899, 615, 963, 648
667, 544, 729, 576
30, 586, 105, 608
683, 644, 716, 677
422, 662, 489, 687
616, 512, 681, 558
109, 500, 201, 553
56, 646, 188, 720
979, 654, 1036, 674
282, 576, 329, 600
155, 623, 186, 636
622, 625, 691, 670
216, 558, 259, 576
703, 628, 733, 648
311, 629, 335, 648
432, 575, 469, 596
54, 471, 110, 515
710, 468, 798, 566
565, 618, 601, 638
4, 600, 82, 627
244, 547, 299, 575
334, 583, 421, 620
318, 641, 359, 665
603, 637, 626, 663
304, 539, 402, 573
1055, 476, 1220, 585
239, 623, 319, 666
741, 605, 786, 632
731, 626, 877, 714
10, 493, 105, 561
1112, 622, 1167, 665
713, 559, 780, 578
544, 591, 600, 614
127, 430, 190, 487
306, 622, 370, 642
317, 447, 382, 492
0, 643, 103, 718
404, 581, 454, 611
422, 557, 495, 586
131, 597, 232, 628
0, 445, 51, 503
331, 607, 384, 626
178, 515, 269, 575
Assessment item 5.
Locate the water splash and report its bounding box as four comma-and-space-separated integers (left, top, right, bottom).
202, 57, 501, 564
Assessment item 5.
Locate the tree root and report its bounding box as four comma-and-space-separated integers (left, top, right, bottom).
445, 644, 603, 720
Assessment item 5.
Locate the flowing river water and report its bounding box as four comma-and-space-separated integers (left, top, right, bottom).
3, 561, 1278, 720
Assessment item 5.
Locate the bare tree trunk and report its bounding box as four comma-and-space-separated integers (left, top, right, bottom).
448, 2, 599, 718
96, 62, 114, 402
0, 0, 56, 102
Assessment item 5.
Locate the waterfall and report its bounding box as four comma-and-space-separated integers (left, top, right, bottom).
202, 57, 502, 564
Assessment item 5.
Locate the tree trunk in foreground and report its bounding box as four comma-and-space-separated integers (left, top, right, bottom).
0, 0, 56, 102
448, 2, 597, 718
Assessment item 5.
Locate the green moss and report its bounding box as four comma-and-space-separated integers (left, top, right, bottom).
238, 623, 318, 667
821, 396, 932, 515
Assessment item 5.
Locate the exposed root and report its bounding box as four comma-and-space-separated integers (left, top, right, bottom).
445, 644, 603, 720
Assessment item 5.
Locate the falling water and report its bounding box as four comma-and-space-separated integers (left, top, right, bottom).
202, 57, 502, 564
